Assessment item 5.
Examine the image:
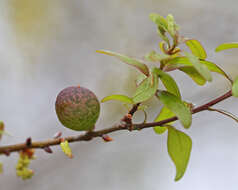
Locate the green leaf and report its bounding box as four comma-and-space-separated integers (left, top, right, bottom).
167, 57, 230, 81
167, 56, 191, 66
60, 140, 73, 158
232, 77, 238, 97
156, 91, 192, 128
133, 71, 158, 103
215, 43, 238, 52
157, 26, 170, 45
149, 13, 171, 45
145, 51, 170, 62
149, 13, 168, 31
185, 53, 212, 82
200, 60, 226, 76
96, 50, 149, 76
153, 106, 175, 134
153, 68, 181, 98
167, 126, 192, 181
159, 41, 168, 53
179, 67, 206, 86
185, 39, 207, 59
101, 95, 133, 104
167, 14, 176, 37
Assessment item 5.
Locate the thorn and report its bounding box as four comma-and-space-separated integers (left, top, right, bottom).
53, 132, 62, 139
43, 147, 53, 154
25, 137, 32, 147
102, 134, 113, 142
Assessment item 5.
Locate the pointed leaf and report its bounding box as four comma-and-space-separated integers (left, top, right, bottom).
167, 127, 192, 181
232, 77, 238, 97
133, 71, 158, 103
145, 51, 170, 62
215, 43, 238, 52
60, 140, 73, 158
153, 68, 181, 98
153, 106, 175, 134
149, 13, 168, 30
179, 67, 206, 85
167, 14, 177, 37
185, 53, 212, 82
96, 50, 149, 76
167, 56, 191, 66
167, 57, 230, 81
159, 41, 168, 53
101, 95, 133, 104
157, 26, 170, 45
156, 91, 192, 128
185, 39, 207, 59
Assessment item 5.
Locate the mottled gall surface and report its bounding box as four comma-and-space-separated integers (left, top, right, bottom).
55, 86, 100, 131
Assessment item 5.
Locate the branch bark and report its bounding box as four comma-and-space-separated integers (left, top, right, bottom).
0, 90, 232, 155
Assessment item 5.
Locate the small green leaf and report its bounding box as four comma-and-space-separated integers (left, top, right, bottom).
200, 60, 226, 76
149, 13, 168, 31
133, 71, 158, 103
179, 67, 206, 86
167, 56, 191, 66
185, 39, 207, 59
185, 53, 212, 82
153, 106, 175, 134
232, 77, 238, 97
153, 68, 181, 98
60, 140, 73, 158
167, 14, 176, 37
159, 41, 168, 53
96, 50, 149, 76
157, 26, 170, 45
145, 51, 170, 62
101, 95, 133, 104
215, 43, 238, 52
149, 13, 170, 45
167, 126, 192, 181
156, 91, 192, 128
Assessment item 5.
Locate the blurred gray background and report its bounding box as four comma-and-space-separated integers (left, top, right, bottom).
0, 0, 238, 189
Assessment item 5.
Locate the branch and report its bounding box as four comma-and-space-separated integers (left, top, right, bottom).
0, 90, 232, 155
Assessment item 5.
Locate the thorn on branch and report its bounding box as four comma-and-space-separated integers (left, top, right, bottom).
43, 147, 53, 154
53, 131, 62, 139
25, 137, 32, 147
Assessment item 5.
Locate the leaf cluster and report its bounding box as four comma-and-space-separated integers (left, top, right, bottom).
98, 13, 238, 181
